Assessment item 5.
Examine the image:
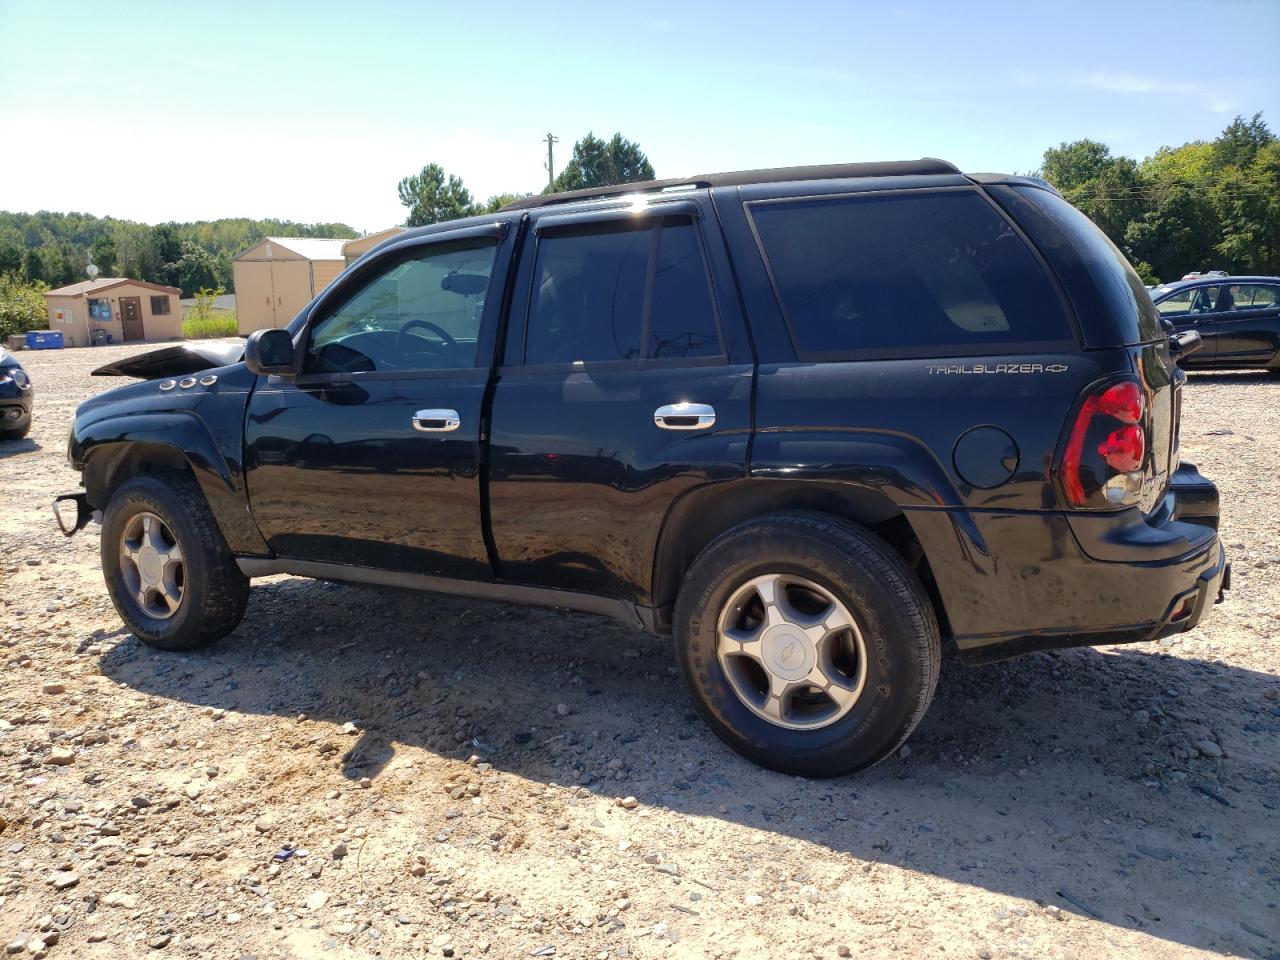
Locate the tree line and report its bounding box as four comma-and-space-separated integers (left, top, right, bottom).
0, 213, 357, 298
1036, 113, 1278, 282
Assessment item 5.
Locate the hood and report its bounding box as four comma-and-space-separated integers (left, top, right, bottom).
93, 341, 245, 379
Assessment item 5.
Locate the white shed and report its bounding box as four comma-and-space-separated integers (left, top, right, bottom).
233, 237, 349, 334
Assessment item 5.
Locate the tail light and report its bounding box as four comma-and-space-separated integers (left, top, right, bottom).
1061, 378, 1149, 508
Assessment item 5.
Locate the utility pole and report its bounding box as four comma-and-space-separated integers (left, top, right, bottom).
543, 133, 559, 190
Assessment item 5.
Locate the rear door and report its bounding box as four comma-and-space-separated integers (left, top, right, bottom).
244, 222, 515, 578
1210, 282, 1280, 365
486, 198, 753, 603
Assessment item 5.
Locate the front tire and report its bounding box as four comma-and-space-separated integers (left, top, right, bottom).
673, 512, 940, 777
101, 473, 249, 651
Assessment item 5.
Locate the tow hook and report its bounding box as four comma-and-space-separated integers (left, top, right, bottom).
53, 493, 96, 537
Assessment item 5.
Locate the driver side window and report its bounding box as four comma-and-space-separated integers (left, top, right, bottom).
305, 238, 498, 374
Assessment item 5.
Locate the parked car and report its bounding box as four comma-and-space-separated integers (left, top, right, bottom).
56, 159, 1228, 776
0, 347, 33, 440
1150, 276, 1280, 373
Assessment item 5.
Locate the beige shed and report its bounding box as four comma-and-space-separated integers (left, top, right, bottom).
343, 227, 406, 265
233, 237, 349, 334
45, 278, 183, 347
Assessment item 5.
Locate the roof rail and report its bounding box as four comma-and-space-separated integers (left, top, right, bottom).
502, 158, 960, 211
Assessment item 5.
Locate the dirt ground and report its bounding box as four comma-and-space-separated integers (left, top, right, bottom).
1, 342, 1277, 960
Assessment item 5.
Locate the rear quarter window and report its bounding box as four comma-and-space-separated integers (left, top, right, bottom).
748, 189, 1073, 360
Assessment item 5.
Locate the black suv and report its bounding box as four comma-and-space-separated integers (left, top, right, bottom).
58, 159, 1229, 776
1150, 275, 1280, 372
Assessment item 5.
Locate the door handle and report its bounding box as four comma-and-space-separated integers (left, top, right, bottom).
412, 409, 461, 432
654, 402, 716, 431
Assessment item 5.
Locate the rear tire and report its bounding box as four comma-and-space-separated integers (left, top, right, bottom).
101, 473, 249, 651
673, 511, 940, 777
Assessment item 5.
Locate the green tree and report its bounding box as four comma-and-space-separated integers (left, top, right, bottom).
1040, 140, 1144, 246
551, 132, 655, 193
480, 192, 530, 214
1040, 139, 1116, 191
175, 241, 220, 297
22, 248, 44, 284
89, 234, 117, 275
0, 275, 49, 339
1212, 141, 1280, 273
397, 163, 476, 226
0, 239, 22, 276
1212, 112, 1276, 171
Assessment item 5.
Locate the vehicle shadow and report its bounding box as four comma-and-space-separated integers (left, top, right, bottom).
0, 437, 40, 457
98, 577, 1280, 956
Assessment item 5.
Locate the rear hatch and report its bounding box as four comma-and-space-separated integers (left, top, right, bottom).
985, 182, 1177, 512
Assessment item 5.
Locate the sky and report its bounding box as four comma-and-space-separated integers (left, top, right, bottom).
1, 0, 1277, 232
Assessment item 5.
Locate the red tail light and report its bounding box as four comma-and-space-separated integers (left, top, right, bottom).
1062, 378, 1149, 508
1098, 424, 1144, 472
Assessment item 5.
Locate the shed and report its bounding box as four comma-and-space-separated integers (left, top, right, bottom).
233, 237, 348, 334
342, 227, 407, 264
45, 278, 183, 347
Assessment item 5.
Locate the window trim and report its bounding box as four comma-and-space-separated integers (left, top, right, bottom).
744, 185, 1079, 363
292, 225, 506, 386
512, 212, 728, 370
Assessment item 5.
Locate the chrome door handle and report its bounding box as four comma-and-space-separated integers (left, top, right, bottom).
654, 402, 716, 431
412, 409, 461, 432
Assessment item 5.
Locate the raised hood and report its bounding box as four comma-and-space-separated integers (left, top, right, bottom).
93, 341, 245, 378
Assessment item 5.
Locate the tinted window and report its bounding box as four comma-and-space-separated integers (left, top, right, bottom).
306, 238, 497, 374
750, 190, 1071, 358
1001, 186, 1164, 346
525, 217, 721, 365
648, 220, 721, 359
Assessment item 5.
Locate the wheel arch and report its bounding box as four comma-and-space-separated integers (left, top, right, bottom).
650, 479, 956, 639
78, 413, 269, 556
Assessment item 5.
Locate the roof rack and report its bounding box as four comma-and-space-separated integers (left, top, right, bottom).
502, 158, 960, 211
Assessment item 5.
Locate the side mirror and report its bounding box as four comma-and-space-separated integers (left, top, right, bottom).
245, 329, 297, 376
1169, 329, 1203, 358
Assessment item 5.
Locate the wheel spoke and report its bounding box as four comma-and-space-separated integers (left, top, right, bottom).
159, 583, 182, 613
135, 588, 151, 610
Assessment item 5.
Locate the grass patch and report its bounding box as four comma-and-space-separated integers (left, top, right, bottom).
183, 313, 238, 339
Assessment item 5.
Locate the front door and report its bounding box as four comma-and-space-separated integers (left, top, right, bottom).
120, 297, 144, 341
244, 224, 514, 578
487, 203, 754, 603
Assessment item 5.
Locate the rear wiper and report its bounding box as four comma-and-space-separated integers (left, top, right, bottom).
1169, 329, 1203, 358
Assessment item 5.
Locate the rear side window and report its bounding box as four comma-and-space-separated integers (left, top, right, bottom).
524, 217, 721, 365
750, 190, 1071, 360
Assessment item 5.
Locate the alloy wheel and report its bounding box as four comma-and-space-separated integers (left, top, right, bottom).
716, 573, 868, 730
119, 511, 185, 620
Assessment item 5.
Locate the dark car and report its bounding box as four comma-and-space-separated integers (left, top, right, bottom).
1150, 276, 1280, 373
0, 347, 33, 439
56, 159, 1228, 776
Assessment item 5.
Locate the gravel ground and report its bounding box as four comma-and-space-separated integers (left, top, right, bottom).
1, 343, 1277, 960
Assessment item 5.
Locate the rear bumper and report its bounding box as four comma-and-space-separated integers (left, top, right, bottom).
918, 463, 1228, 663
